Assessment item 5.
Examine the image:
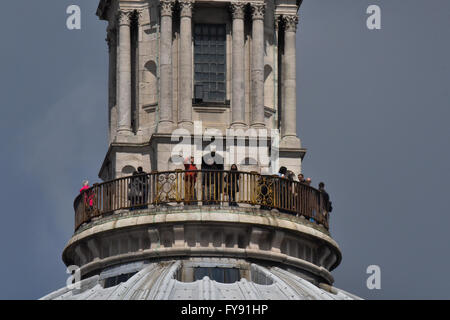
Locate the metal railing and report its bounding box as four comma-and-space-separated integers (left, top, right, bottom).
74, 170, 331, 231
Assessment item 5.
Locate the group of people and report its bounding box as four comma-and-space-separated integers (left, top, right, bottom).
277, 166, 312, 185
277, 166, 333, 216
78, 159, 332, 220
182, 153, 239, 207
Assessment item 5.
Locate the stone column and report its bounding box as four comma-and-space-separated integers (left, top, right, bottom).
117, 10, 133, 134
159, 0, 175, 133
274, 15, 281, 129
230, 2, 246, 128
106, 26, 117, 143
135, 10, 144, 135
281, 14, 300, 147
250, 3, 265, 128
179, 0, 194, 130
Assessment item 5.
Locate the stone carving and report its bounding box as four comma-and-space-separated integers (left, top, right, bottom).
117, 10, 133, 25
179, 0, 194, 18
283, 14, 299, 32
160, 0, 174, 17
250, 3, 265, 20
230, 2, 246, 20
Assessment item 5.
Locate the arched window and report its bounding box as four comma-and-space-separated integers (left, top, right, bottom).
121, 165, 136, 176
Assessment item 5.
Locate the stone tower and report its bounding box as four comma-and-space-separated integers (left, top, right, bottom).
41, 0, 360, 300
97, 0, 304, 181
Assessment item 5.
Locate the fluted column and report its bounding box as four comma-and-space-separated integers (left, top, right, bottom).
274, 15, 281, 130
179, 0, 194, 130
135, 10, 144, 135
159, 0, 174, 133
281, 14, 299, 146
250, 3, 265, 128
230, 2, 246, 128
106, 26, 117, 143
117, 10, 133, 134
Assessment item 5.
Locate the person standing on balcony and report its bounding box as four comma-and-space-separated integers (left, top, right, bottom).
225, 164, 239, 207
80, 180, 94, 210
297, 173, 305, 183
278, 166, 287, 178
318, 182, 333, 217
287, 171, 295, 181
286, 171, 295, 211
184, 156, 198, 204
137, 167, 148, 209
202, 151, 224, 205
128, 171, 140, 210
277, 167, 288, 211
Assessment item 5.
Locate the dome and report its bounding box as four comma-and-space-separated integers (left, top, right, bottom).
41, 261, 360, 300
40, 0, 361, 301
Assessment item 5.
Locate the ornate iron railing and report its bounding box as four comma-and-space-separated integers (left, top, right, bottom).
74, 170, 331, 231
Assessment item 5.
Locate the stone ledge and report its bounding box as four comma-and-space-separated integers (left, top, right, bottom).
72, 206, 333, 246
76, 247, 335, 285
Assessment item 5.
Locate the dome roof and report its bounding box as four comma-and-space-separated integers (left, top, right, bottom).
41, 261, 360, 300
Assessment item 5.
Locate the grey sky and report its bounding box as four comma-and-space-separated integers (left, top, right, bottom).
0, 0, 449, 299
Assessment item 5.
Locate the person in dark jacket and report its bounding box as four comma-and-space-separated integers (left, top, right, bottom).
278, 166, 287, 178
225, 164, 239, 206
137, 167, 148, 209
318, 182, 333, 215
297, 173, 305, 183
201, 151, 224, 204
277, 166, 288, 210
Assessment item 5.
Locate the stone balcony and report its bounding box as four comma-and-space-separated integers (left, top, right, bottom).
66, 170, 339, 285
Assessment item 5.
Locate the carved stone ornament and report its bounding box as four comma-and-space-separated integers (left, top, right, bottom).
230, 2, 246, 20
251, 3, 265, 21
160, 0, 174, 17
179, 0, 194, 18
117, 10, 133, 25
283, 14, 299, 32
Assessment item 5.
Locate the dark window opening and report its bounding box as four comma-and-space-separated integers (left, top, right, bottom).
194, 267, 240, 283
194, 24, 226, 104
103, 271, 138, 288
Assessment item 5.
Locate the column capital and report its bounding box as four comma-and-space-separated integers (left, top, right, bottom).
179, 0, 194, 18
283, 14, 299, 32
117, 10, 133, 26
250, 3, 265, 21
230, 2, 246, 20
160, 0, 175, 17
